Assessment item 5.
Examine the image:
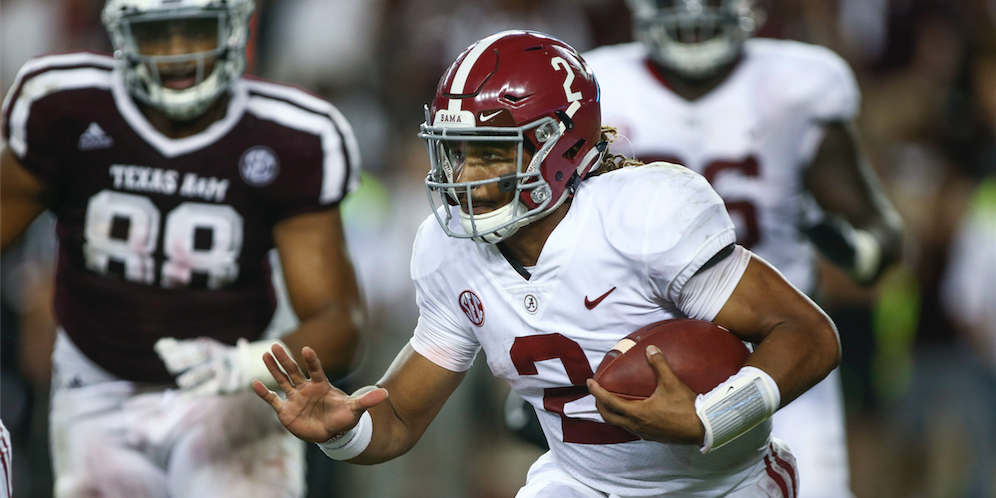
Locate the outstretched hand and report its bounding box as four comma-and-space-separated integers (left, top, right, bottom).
252, 344, 388, 443
587, 345, 705, 445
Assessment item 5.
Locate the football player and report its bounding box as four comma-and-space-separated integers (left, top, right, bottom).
255, 30, 840, 497
580, 1, 904, 496
0, 0, 363, 496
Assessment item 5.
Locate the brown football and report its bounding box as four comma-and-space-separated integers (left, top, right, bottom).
593, 319, 751, 399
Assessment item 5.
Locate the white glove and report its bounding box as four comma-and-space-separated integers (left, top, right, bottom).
154, 337, 287, 396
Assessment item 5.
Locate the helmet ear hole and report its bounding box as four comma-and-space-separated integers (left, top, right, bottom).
562, 139, 586, 161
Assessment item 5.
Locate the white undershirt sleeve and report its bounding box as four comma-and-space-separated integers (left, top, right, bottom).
677, 245, 752, 321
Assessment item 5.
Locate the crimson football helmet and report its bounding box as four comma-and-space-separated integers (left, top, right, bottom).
102, 0, 254, 121
419, 30, 605, 244
627, 0, 760, 78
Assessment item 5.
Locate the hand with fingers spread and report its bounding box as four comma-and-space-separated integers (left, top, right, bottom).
252, 343, 388, 444
587, 345, 705, 445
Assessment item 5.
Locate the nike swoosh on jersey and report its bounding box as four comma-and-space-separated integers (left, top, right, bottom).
584, 287, 617, 309
479, 110, 502, 122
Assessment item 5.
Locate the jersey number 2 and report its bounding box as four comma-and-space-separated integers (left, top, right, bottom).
83, 190, 244, 289
510, 334, 639, 444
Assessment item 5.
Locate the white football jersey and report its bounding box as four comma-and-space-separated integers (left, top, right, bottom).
584, 39, 860, 294
410, 164, 771, 496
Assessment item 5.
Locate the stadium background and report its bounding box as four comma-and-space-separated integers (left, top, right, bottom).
1, 0, 994, 496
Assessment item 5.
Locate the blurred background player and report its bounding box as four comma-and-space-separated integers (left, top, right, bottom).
578, 1, 904, 496
0, 0, 364, 496
255, 30, 842, 498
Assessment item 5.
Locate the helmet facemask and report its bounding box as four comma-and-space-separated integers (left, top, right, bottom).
628, 0, 758, 79
103, 1, 253, 121
420, 107, 566, 244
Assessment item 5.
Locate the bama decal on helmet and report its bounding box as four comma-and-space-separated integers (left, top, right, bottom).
433, 109, 476, 128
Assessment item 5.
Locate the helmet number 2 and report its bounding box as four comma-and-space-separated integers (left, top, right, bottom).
83, 190, 244, 289
551, 57, 582, 119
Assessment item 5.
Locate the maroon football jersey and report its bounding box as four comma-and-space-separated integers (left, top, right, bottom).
1, 52, 361, 383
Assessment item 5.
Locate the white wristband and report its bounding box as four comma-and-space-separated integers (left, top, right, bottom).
317, 411, 373, 461
851, 229, 882, 283
695, 366, 780, 454
239, 338, 288, 391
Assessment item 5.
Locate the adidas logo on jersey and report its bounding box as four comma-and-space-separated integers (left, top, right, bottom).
78, 122, 113, 151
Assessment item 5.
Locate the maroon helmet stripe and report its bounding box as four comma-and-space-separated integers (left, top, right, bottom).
445, 31, 517, 109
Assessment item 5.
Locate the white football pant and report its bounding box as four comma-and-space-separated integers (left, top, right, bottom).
516, 438, 799, 498
49, 331, 305, 498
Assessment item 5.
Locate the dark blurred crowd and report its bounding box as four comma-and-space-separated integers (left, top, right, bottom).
1, 0, 994, 497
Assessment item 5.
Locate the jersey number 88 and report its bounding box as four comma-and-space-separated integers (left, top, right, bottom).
83, 190, 244, 289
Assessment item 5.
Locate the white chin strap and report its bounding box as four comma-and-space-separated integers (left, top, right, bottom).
459, 201, 524, 244
656, 36, 737, 78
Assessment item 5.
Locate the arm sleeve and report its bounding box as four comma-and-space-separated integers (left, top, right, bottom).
677, 245, 752, 321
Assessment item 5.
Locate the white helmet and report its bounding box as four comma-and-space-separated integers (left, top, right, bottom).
627, 0, 760, 79
102, 0, 254, 121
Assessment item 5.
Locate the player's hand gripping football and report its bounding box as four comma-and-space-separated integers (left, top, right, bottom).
252, 344, 388, 443
587, 345, 705, 445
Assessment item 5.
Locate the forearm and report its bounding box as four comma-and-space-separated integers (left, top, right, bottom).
803, 121, 904, 284
327, 346, 465, 465
744, 309, 840, 407
344, 396, 421, 465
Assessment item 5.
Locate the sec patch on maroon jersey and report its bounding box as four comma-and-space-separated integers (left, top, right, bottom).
593, 319, 750, 399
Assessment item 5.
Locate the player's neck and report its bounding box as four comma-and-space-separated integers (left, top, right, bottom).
137, 94, 230, 139
499, 199, 572, 268
649, 57, 741, 102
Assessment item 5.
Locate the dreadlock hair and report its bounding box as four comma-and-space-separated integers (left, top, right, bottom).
585, 126, 645, 178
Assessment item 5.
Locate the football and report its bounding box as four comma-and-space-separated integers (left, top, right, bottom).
593, 319, 751, 399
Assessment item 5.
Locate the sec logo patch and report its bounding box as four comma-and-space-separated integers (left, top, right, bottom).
240, 146, 280, 186
459, 290, 485, 326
